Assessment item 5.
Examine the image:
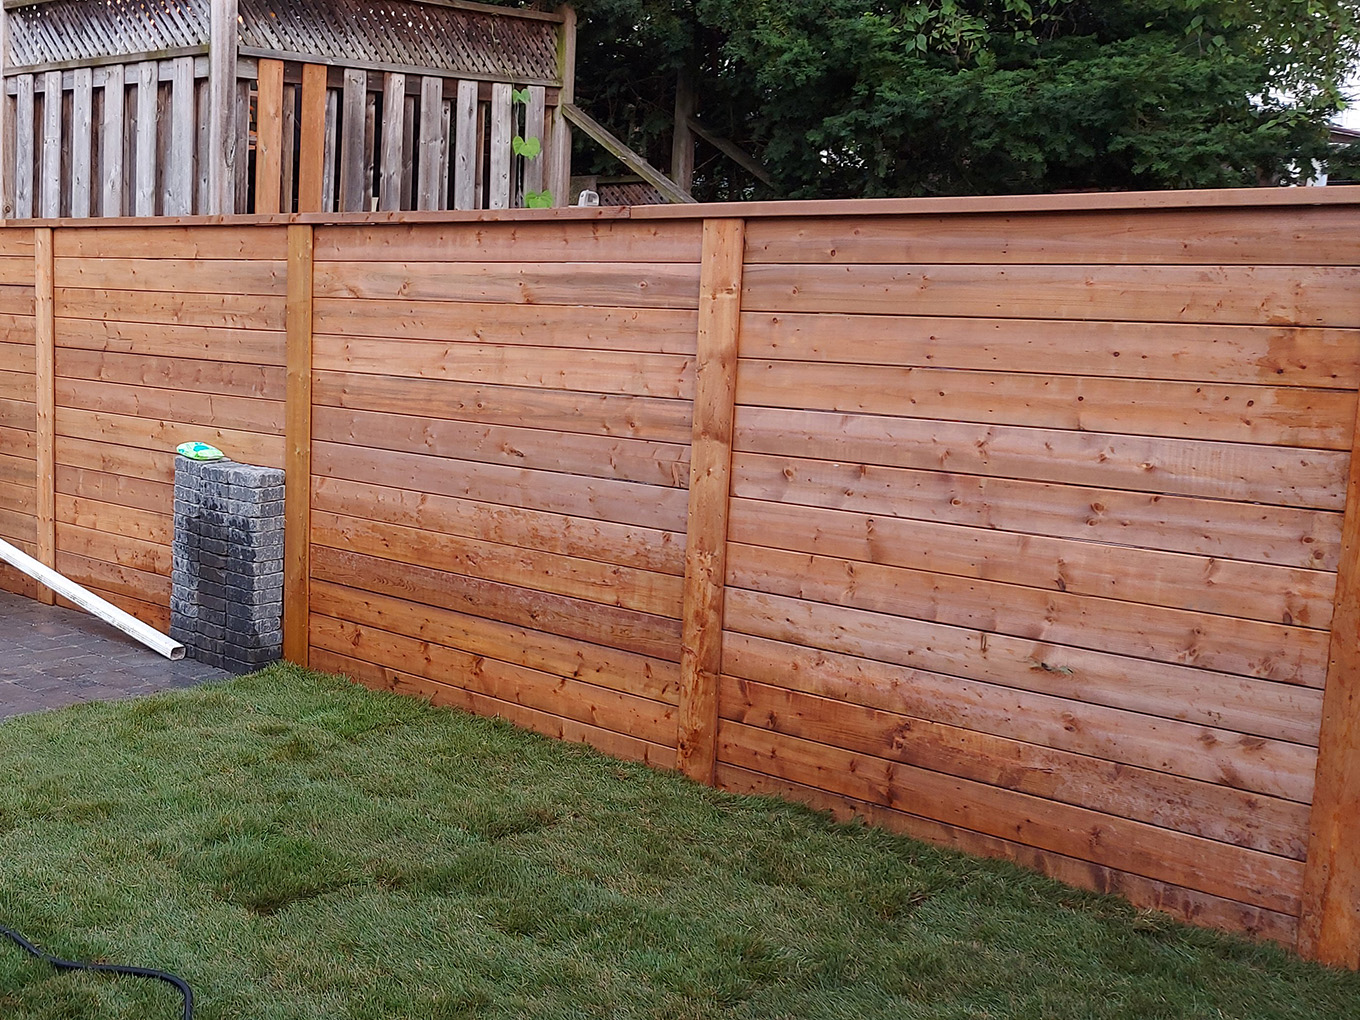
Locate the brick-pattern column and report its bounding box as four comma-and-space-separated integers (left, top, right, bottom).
170, 457, 285, 674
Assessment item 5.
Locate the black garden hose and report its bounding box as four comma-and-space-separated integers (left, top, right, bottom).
0, 923, 193, 1019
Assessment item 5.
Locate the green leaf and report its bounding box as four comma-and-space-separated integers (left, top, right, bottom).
524, 190, 553, 209
511, 87, 531, 105
512, 135, 542, 159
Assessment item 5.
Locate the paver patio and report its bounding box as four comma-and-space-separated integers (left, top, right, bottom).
0, 589, 227, 720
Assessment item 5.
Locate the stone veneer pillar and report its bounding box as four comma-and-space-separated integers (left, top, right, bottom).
170, 456, 285, 673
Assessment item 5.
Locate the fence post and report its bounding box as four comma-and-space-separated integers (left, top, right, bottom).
32, 226, 53, 605
676, 217, 745, 784
1299, 388, 1360, 968
283, 224, 314, 665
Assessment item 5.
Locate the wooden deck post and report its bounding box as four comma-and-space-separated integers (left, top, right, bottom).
1299, 388, 1360, 968
33, 226, 54, 605
676, 218, 745, 784
547, 5, 576, 207
208, 0, 239, 215
284, 225, 314, 666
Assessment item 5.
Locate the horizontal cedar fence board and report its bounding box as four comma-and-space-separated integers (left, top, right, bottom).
715, 720, 1303, 915
53, 259, 288, 295
312, 580, 681, 706
311, 511, 683, 619
743, 207, 1360, 266
312, 546, 682, 665
721, 594, 1316, 804
56, 350, 286, 400
52, 226, 290, 260
313, 443, 690, 534
313, 406, 690, 489
712, 763, 1298, 947
312, 371, 693, 443
55, 380, 285, 435
0, 480, 36, 515
0, 427, 37, 459
55, 469, 172, 517
0, 287, 37, 316
0, 370, 36, 403
312, 262, 703, 309
734, 409, 1350, 507
314, 647, 678, 771
55, 551, 169, 606
54, 289, 287, 329
311, 478, 685, 577
55, 319, 287, 365
0, 397, 37, 430
55, 522, 171, 577
313, 337, 696, 399
736, 362, 1354, 451
725, 542, 1328, 686
313, 221, 705, 263
718, 675, 1309, 859
311, 299, 701, 355
0, 316, 38, 342
0, 257, 35, 287
723, 630, 1322, 753
0, 456, 35, 490
731, 453, 1342, 572
56, 409, 286, 470
742, 265, 1359, 326
0, 508, 37, 545
311, 615, 678, 749
56, 495, 172, 546
54, 442, 177, 488
726, 498, 1335, 630
724, 586, 1327, 737
0, 348, 37, 381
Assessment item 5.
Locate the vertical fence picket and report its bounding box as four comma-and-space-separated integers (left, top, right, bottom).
134, 61, 158, 216
297, 63, 327, 213
14, 74, 33, 218
70, 68, 93, 218
416, 75, 443, 211
379, 72, 405, 212
255, 58, 285, 215
488, 82, 512, 209
39, 71, 60, 218
452, 80, 477, 210
166, 56, 195, 216
100, 66, 124, 217
339, 69, 367, 213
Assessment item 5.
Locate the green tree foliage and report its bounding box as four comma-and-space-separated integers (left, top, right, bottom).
505, 0, 1360, 198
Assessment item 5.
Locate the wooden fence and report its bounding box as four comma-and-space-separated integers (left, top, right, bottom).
1, 189, 1358, 967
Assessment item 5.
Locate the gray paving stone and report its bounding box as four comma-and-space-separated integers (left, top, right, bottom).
0, 590, 230, 721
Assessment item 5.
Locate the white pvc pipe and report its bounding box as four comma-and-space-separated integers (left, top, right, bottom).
0, 537, 184, 660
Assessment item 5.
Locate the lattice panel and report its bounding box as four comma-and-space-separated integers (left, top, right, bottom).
240, 0, 561, 83
8, 0, 210, 67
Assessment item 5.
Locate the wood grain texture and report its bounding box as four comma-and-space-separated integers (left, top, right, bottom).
739, 312, 1359, 390
254, 60, 285, 216
297, 64, 328, 214
737, 360, 1353, 451
33, 227, 54, 603
677, 219, 744, 783
1299, 382, 1360, 965
731, 452, 1342, 571
743, 207, 1360, 266
284, 225, 314, 665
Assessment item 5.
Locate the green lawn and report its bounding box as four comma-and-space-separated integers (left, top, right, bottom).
0, 665, 1356, 1019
